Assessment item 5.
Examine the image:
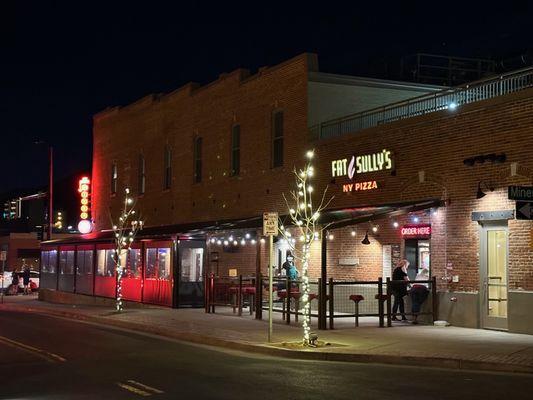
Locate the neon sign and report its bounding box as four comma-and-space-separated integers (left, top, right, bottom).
342, 181, 378, 193
401, 224, 431, 238
77, 177, 92, 234
332, 149, 394, 178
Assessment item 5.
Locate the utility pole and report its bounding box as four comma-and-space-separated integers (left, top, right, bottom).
48, 146, 53, 241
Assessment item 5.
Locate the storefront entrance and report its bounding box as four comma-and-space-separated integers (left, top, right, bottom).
177, 240, 205, 307
404, 239, 430, 281
479, 222, 508, 330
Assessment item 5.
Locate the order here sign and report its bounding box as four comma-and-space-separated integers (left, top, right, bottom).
401, 224, 431, 238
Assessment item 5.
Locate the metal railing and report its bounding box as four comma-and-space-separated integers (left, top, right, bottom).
310, 66, 533, 140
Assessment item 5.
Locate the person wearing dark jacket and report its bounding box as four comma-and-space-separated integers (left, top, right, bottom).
22, 265, 31, 295
391, 259, 410, 321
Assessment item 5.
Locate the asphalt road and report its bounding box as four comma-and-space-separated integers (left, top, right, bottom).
0, 310, 531, 399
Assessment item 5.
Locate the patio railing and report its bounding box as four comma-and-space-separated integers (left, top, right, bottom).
309, 66, 533, 141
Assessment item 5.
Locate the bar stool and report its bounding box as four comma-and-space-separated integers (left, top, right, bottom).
243, 286, 256, 315
228, 286, 239, 314
349, 294, 364, 327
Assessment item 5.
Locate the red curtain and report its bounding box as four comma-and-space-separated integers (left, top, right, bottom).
143, 278, 172, 306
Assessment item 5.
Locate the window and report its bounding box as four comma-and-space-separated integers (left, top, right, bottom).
138, 154, 145, 195
111, 163, 118, 194
145, 247, 171, 280
76, 250, 93, 275
59, 250, 74, 275
163, 146, 172, 189
230, 125, 240, 176
272, 110, 284, 168
194, 137, 202, 183
96, 249, 116, 277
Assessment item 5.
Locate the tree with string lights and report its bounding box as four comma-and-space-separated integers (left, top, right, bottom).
111, 187, 143, 312
278, 150, 333, 346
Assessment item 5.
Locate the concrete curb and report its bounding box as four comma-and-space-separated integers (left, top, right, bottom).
3, 303, 533, 375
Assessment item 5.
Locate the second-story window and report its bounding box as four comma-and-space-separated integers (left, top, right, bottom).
272, 110, 284, 168
194, 137, 202, 183
230, 124, 240, 176
138, 154, 145, 195
111, 162, 118, 194
163, 146, 172, 190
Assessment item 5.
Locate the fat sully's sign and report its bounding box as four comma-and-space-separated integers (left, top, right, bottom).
331, 149, 394, 179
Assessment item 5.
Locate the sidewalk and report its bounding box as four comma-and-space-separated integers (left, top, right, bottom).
2, 295, 533, 374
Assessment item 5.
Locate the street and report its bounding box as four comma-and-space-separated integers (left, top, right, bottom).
0, 310, 530, 399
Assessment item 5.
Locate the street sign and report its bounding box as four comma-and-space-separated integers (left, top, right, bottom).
0, 251, 6, 261
508, 186, 533, 201
263, 212, 278, 236
516, 201, 533, 220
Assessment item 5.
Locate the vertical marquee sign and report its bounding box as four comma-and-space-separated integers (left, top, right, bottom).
77, 176, 93, 234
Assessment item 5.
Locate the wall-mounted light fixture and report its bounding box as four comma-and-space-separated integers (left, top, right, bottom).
361, 231, 370, 245
476, 181, 494, 199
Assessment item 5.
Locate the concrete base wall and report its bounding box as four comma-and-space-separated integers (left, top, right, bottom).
508, 291, 533, 334
437, 291, 480, 329
38, 289, 154, 309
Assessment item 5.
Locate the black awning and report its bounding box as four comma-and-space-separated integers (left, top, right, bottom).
41, 198, 444, 246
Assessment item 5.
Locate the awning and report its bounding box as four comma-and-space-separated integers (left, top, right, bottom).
41, 198, 444, 246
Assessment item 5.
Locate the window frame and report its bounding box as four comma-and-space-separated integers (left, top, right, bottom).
111, 162, 118, 195
230, 124, 240, 176
193, 136, 202, 183
138, 154, 146, 195
271, 110, 284, 168
163, 146, 172, 190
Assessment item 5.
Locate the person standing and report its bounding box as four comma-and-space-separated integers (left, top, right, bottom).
391, 259, 410, 321
10, 270, 19, 295
22, 264, 31, 295
410, 268, 430, 324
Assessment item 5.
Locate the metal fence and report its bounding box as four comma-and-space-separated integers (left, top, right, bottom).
205, 274, 438, 329
310, 66, 533, 140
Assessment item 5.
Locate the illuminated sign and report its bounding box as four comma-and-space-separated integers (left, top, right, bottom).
77, 177, 92, 234
401, 224, 431, 238
332, 149, 393, 178
342, 181, 378, 193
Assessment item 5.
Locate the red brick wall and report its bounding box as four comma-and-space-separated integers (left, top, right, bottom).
92, 53, 314, 230
92, 53, 533, 292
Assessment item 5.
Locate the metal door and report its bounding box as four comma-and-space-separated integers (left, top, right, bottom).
178, 240, 205, 307
479, 222, 508, 330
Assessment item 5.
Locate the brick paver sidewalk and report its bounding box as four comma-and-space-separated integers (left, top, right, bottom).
2, 295, 533, 373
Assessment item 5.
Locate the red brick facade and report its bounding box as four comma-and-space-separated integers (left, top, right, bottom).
88, 54, 533, 330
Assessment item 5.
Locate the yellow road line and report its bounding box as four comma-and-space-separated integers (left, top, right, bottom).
117, 382, 152, 397
0, 335, 66, 363
127, 380, 165, 394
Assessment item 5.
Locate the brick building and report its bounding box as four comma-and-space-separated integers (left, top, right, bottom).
41, 54, 533, 334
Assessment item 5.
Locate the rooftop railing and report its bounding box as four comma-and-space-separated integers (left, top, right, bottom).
310, 66, 533, 141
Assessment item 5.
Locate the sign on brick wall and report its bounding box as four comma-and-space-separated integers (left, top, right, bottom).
401, 224, 431, 238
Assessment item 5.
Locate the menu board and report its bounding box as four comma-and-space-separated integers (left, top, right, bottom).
391, 244, 401, 267
382, 245, 392, 278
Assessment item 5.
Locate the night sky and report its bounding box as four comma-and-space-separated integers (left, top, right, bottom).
1, 1, 532, 193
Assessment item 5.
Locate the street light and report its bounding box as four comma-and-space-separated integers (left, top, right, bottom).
34, 140, 53, 241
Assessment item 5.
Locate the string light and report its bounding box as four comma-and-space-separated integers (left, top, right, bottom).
351, 230, 356, 237
393, 221, 399, 228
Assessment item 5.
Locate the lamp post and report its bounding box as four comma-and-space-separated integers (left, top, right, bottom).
48, 146, 53, 241
35, 140, 53, 241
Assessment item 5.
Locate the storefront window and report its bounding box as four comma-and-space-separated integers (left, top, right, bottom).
97, 250, 106, 276
105, 250, 116, 277
83, 251, 93, 274
128, 249, 141, 278
41, 251, 49, 272
59, 250, 74, 275
145, 248, 157, 279
158, 248, 171, 280
49, 250, 57, 273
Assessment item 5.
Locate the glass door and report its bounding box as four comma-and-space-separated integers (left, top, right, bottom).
480, 223, 508, 330
178, 241, 205, 307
